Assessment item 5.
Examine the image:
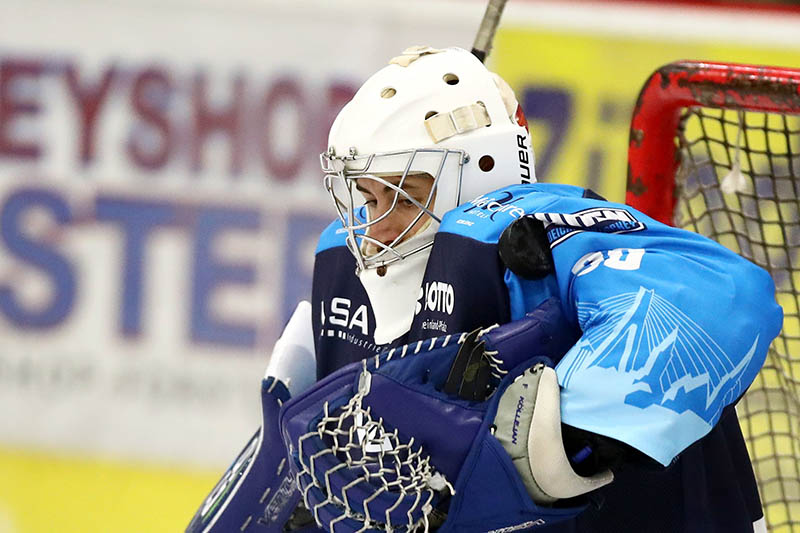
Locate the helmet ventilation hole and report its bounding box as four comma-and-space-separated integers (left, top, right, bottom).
381, 87, 397, 99
425, 111, 438, 120
443, 73, 459, 85
478, 155, 495, 172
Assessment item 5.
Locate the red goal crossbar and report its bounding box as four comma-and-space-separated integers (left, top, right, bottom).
626, 61, 800, 224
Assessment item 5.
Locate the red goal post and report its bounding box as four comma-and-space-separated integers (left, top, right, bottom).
626, 60, 800, 532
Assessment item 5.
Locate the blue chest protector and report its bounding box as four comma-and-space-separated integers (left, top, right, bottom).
311, 182, 783, 532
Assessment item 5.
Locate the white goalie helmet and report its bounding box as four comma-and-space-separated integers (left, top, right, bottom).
321, 46, 535, 272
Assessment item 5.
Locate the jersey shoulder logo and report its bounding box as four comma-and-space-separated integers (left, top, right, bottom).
533, 207, 646, 247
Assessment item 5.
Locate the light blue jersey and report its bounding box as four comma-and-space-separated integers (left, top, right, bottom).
433, 183, 783, 465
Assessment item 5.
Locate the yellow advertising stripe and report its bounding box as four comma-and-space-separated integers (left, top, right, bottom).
0, 446, 220, 533
491, 28, 800, 202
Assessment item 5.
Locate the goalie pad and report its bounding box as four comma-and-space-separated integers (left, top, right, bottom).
279, 298, 594, 532
185, 377, 319, 533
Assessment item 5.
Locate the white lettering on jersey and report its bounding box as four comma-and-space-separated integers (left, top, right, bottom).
349, 304, 369, 335
328, 297, 350, 326
321, 298, 370, 335
572, 248, 645, 277
604, 248, 645, 271
415, 281, 455, 315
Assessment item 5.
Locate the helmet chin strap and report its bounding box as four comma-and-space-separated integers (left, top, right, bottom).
358, 221, 438, 345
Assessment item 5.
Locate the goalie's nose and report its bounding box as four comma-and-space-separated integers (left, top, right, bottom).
365, 197, 409, 246
369, 214, 405, 246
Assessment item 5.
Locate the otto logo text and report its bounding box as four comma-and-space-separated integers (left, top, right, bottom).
416, 281, 455, 315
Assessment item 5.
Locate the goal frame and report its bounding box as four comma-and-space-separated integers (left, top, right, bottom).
626, 60, 800, 222
625, 59, 800, 532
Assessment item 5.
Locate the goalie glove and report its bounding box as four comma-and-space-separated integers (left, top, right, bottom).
279, 298, 604, 532
493, 364, 614, 505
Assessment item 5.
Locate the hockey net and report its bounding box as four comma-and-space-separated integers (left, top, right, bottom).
627, 60, 800, 532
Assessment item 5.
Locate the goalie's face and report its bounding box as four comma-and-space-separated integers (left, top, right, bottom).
356, 174, 435, 252
322, 156, 441, 273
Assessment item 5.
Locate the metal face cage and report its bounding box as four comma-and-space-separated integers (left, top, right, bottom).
321, 147, 466, 272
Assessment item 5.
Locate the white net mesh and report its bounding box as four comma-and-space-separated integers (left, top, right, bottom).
295, 365, 454, 532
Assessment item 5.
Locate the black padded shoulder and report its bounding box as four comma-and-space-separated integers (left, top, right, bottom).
497, 215, 554, 279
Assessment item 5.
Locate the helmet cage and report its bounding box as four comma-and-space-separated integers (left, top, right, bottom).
321, 147, 466, 272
